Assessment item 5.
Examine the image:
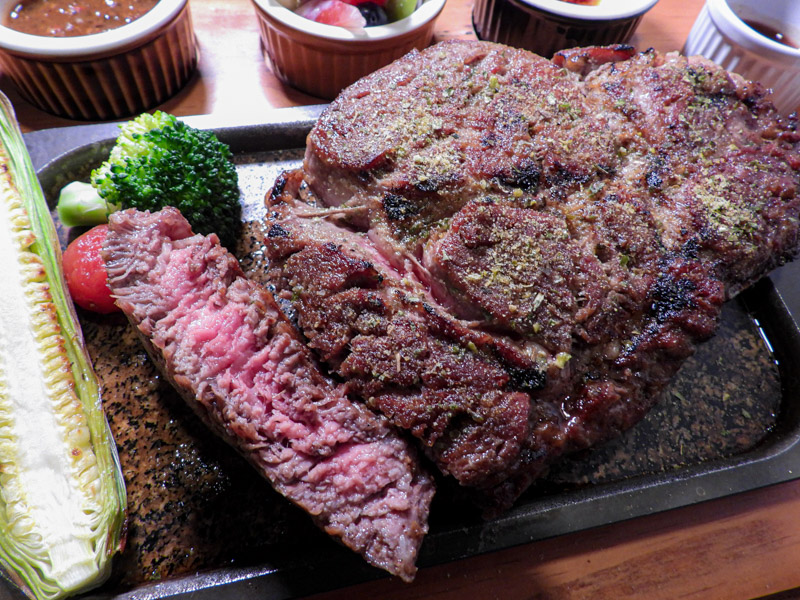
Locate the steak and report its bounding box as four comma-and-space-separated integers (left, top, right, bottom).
102, 207, 435, 581
264, 40, 800, 512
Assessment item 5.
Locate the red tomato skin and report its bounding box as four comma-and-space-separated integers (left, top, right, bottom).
62, 224, 119, 314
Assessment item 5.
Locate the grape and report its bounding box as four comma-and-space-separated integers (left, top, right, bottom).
384, 0, 418, 21
357, 2, 389, 26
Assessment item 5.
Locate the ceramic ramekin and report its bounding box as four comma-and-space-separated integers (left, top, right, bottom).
251, 0, 446, 100
472, 0, 659, 58
683, 0, 800, 115
0, 0, 198, 121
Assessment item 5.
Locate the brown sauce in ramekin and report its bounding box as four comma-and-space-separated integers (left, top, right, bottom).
744, 19, 799, 50
4, 0, 159, 37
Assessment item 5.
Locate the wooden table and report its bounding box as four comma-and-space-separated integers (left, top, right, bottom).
3, 1, 800, 598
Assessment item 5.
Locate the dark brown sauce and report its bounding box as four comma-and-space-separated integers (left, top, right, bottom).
4, 0, 159, 37
744, 19, 799, 49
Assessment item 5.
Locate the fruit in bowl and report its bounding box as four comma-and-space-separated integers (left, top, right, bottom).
250, 0, 447, 99
278, 0, 420, 28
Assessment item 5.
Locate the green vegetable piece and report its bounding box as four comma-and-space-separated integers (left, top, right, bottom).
0, 92, 126, 599
91, 111, 242, 249
385, 0, 418, 21
56, 181, 119, 228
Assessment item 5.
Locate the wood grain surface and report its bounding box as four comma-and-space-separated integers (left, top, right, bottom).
3, 1, 800, 598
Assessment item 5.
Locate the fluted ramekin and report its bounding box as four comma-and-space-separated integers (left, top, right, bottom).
684, 0, 800, 116
251, 0, 446, 100
472, 0, 659, 58
0, 0, 198, 121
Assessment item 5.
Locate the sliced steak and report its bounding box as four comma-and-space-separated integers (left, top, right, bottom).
264, 40, 800, 512
103, 207, 435, 581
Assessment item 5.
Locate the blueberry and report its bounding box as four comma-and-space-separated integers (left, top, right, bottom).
357, 2, 388, 26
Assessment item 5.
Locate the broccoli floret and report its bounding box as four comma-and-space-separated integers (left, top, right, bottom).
90, 111, 241, 248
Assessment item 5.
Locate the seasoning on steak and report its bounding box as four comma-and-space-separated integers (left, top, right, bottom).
264, 40, 800, 512
102, 207, 435, 581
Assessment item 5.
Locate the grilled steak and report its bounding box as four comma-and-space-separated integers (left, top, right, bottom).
103, 207, 434, 581
264, 40, 800, 512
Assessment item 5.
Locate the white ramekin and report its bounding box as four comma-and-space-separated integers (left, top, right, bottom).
0, 0, 198, 121
683, 0, 800, 115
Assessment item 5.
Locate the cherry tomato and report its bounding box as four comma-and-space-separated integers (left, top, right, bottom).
62, 224, 119, 314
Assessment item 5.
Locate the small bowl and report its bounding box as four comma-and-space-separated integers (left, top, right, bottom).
0, 0, 198, 121
683, 0, 800, 116
472, 0, 659, 58
251, 0, 446, 100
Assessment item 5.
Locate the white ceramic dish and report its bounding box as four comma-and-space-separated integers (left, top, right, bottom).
0, 0, 198, 120
684, 0, 800, 115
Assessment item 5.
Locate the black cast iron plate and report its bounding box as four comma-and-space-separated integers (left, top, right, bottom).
7, 106, 800, 600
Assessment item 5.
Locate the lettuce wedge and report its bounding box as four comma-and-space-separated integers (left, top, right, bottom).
0, 93, 126, 599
